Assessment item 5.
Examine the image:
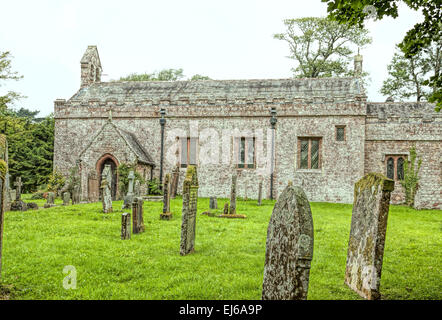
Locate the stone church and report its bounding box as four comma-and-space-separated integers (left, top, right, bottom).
53, 46, 441, 209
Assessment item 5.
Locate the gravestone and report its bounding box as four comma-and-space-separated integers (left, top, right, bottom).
170, 165, 180, 199
345, 173, 394, 300
10, 177, 27, 211
262, 184, 314, 300
121, 212, 131, 240
132, 197, 145, 234
223, 203, 229, 215
160, 173, 172, 220
63, 192, 71, 206
180, 165, 199, 255
101, 164, 113, 213
72, 183, 81, 204
229, 174, 237, 214
44, 192, 55, 208
122, 170, 135, 209
258, 180, 263, 206
134, 179, 141, 197
209, 197, 218, 210
88, 172, 99, 202
0, 134, 8, 277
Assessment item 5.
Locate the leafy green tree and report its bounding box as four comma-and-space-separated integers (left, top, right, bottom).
400, 147, 422, 208
47, 168, 65, 194
190, 74, 212, 81
117, 163, 145, 196
0, 51, 24, 110
120, 68, 185, 81
274, 17, 371, 79
322, 0, 442, 111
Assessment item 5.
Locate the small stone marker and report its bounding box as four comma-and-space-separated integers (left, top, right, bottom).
344, 173, 394, 300
101, 164, 113, 213
262, 184, 314, 300
229, 174, 237, 214
132, 197, 145, 234
63, 192, 71, 206
160, 173, 172, 220
122, 170, 135, 209
0, 134, 9, 276
209, 197, 218, 210
258, 180, 263, 206
180, 165, 198, 255
121, 212, 131, 240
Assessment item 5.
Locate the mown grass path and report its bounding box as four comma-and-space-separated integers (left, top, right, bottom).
1, 196, 440, 300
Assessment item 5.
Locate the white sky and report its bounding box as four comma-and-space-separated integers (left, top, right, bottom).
0, 0, 423, 117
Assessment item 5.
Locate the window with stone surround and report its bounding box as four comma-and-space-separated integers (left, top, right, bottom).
180, 137, 198, 168
236, 137, 255, 169
298, 137, 322, 169
385, 155, 406, 180
336, 125, 346, 141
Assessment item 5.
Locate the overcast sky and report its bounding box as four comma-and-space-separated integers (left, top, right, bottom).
0, 0, 423, 117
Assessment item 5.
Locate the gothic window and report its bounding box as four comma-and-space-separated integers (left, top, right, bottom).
298, 138, 321, 169
385, 155, 407, 180
336, 126, 346, 141
237, 137, 255, 169
180, 137, 198, 168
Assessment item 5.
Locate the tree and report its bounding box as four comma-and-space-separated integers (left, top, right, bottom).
273, 17, 372, 79
190, 74, 212, 81
322, 0, 442, 111
381, 40, 441, 101
119, 68, 185, 81
0, 51, 23, 110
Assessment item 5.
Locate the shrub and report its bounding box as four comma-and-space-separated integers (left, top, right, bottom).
30, 192, 45, 200
147, 178, 162, 195
117, 163, 145, 195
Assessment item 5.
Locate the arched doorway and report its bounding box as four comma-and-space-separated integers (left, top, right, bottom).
96, 154, 119, 201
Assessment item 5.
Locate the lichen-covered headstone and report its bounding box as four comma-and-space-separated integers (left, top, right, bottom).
262, 184, 314, 300
209, 197, 218, 210
0, 134, 8, 277
180, 165, 198, 255
345, 173, 394, 300
134, 179, 141, 197
160, 173, 172, 220
122, 170, 135, 209
101, 164, 113, 213
258, 180, 263, 206
132, 197, 145, 234
121, 212, 131, 240
170, 165, 180, 199
229, 174, 237, 214
63, 192, 71, 206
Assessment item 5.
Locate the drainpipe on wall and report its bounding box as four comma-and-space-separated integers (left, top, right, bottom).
269, 107, 277, 200
159, 108, 166, 191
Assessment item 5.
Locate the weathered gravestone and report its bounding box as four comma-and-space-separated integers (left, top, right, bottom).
121, 212, 131, 240
180, 165, 198, 255
0, 134, 8, 277
72, 183, 81, 204
101, 164, 113, 213
132, 197, 145, 234
122, 170, 135, 209
209, 197, 218, 210
170, 165, 180, 199
88, 172, 99, 202
134, 179, 141, 197
229, 174, 237, 214
258, 180, 263, 206
223, 203, 229, 215
160, 173, 172, 220
344, 173, 394, 300
262, 184, 314, 300
44, 192, 56, 208
63, 192, 71, 206
10, 177, 27, 211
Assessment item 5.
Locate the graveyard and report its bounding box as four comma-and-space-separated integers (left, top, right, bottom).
0, 193, 440, 300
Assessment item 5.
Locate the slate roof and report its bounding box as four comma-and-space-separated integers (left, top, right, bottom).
69, 77, 364, 103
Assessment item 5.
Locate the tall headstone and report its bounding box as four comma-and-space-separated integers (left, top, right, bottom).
229, 174, 237, 215
122, 170, 135, 209
121, 212, 131, 240
101, 164, 113, 213
258, 180, 263, 206
132, 197, 145, 234
209, 197, 218, 210
63, 191, 71, 206
160, 173, 172, 220
180, 165, 199, 255
0, 134, 8, 277
262, 184, 314, 300
170, 165, 180, 199
345, 173, 394, 300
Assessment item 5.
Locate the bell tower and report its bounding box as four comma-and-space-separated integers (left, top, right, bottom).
80, 45, 102, 88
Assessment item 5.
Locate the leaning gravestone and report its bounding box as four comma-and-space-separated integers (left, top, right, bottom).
0, 134, 8, 277
262, 183, 314, 300
122, 170, 135, 209
345, 173, 394, 300
63, 192, 71, 206
121, 212, 131, 240
101, 164, 113, 213
160, 173, 172, 220
132, 197, 145, 234
180, 165, 198, 255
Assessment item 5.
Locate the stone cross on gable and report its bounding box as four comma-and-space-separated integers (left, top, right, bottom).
14, 177, 23, 200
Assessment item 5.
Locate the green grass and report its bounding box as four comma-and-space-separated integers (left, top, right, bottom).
1, 195, 441, 300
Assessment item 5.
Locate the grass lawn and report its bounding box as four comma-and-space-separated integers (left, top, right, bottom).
0, 194, 440, 300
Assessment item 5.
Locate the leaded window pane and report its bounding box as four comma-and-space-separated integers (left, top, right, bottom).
240, 137, 246, 165
189, 138, 197, 165
336, 127, 345, 141
300, 140, 309, 169
311, 140, 319, 169
181, 138, 188, 167
247, 138, 254, 167
397, 157, 404, 180
387, 157, 394, 180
